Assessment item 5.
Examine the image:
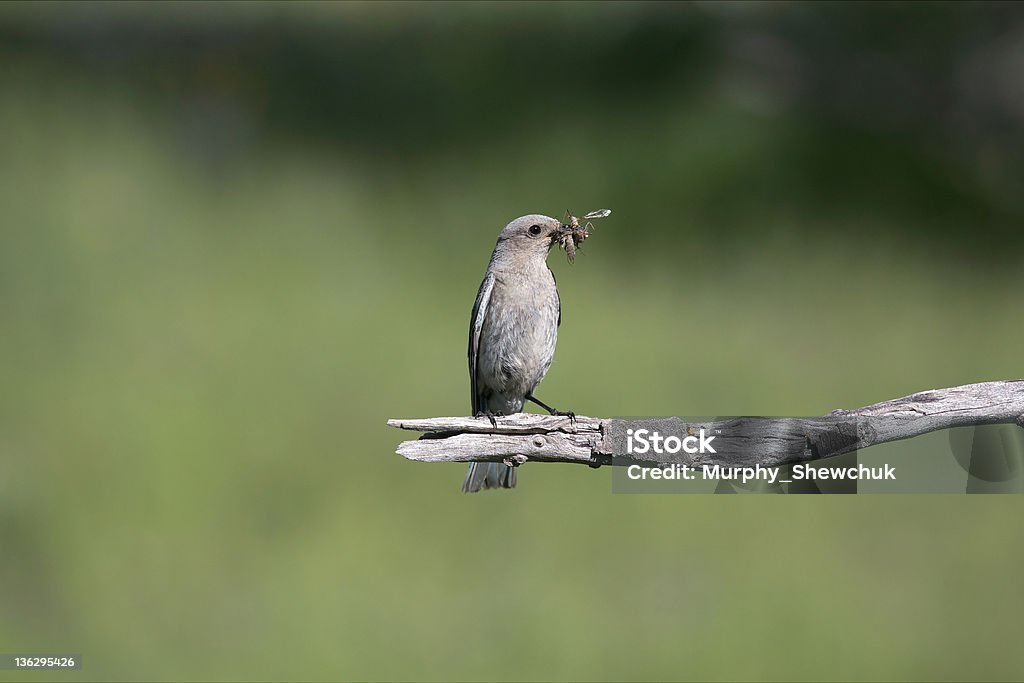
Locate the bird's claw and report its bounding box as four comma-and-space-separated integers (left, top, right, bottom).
475, 410, 498, 428
550, 409, 576, 426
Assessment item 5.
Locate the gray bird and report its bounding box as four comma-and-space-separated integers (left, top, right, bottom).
463, 214, 575, 493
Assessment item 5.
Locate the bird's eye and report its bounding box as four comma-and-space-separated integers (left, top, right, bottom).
528, 225, 542, 236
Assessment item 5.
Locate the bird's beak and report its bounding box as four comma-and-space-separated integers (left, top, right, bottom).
547, 225, 569, 249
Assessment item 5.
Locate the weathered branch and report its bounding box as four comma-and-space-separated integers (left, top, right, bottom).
388, 380, 1024, 469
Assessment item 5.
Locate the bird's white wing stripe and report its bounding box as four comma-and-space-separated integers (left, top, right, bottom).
469, 272, 495, 415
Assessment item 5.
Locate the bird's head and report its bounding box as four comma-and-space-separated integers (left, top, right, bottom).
494, 214, 568, 261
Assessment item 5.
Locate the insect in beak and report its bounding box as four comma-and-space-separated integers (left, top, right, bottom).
557, 208, 610, 263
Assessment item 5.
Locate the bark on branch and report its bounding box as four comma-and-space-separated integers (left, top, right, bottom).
387, 380, 1024, 469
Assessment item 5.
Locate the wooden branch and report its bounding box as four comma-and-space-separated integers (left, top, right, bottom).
388, 380, 1024, 469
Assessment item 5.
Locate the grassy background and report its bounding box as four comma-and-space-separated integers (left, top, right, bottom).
1, 2, 1023, 681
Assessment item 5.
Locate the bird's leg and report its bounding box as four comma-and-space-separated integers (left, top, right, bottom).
475, 410, 498, 428
526, 394, 575, 425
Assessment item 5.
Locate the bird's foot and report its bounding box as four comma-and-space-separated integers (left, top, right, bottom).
525, 393, 575, 426
549, 408, 576, 426
475, 410, 498, 428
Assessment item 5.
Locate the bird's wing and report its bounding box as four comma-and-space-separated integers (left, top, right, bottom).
468, 271, 495, 415
549, 266, 561, 327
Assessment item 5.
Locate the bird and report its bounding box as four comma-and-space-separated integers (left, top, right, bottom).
463, 214, 576, 493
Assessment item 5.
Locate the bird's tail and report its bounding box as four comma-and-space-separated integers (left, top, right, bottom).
462, 462, 517, 493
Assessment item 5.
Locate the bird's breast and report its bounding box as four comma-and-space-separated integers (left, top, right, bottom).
477, 268, 560, 396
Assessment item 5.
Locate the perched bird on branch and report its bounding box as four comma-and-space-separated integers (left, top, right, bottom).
463, 214, 577, 492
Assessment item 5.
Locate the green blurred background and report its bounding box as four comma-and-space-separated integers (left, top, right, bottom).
1, 1, 1023, 681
